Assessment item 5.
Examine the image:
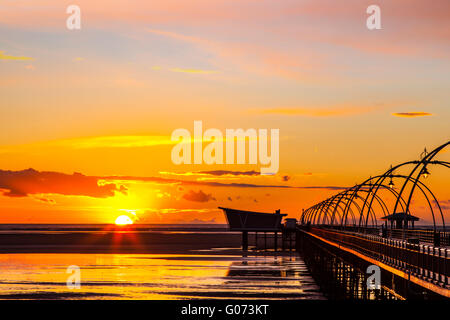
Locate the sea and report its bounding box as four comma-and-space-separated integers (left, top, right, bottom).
0, 224, 324, 300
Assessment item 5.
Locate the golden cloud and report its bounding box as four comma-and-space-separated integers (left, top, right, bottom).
169, 68, 218, 74
0, 51, 34, 61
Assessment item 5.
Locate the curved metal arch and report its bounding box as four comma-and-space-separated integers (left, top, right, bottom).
358, 163, 417, 227
393, 142, 449, 233
306, 191, 377, 227
374, 174, 444, 231
302, 195, 347, 225
339, 185, 391, 227
327, 186, 384, 227
359, 185, 403, 227
340, 172, 411, 228
300, 141, 449, 233
323, 195, 360, 226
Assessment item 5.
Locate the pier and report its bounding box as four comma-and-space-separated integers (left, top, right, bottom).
222, 141, 450, 299
297, 141, 449, 299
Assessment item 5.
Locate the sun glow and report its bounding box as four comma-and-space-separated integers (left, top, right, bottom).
115, 215, 133, 225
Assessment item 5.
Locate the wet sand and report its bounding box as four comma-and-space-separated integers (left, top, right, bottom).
0, 253, 324, 300
0, 227, 324, 300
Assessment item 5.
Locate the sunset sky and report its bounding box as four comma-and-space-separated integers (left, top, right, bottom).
0, 1, 449, 224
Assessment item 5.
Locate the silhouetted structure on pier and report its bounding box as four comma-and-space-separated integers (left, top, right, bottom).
219, 207, 296, 252
381, 212, 419, 229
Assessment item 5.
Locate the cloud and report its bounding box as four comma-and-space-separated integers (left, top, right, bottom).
102, 174, 347, 190
144, 208, 217, 215
159, 170, 260, 177
2, 134, 258, 155
0, 51, 34, 61
0, 168, 346, 201
33, 196, 56, 204
188, 218, 217, 224
392, 112, 432, 118
60, 135, 175, 148
433, 199, 450, 210
182, 190, 216, 202
147, 28, 204, 44
159, 170, 261, 181
0, 135, 177, 154
0, 167, 347, 202
0, 168, 126, 198
169, 68, 218, 74
146, 28, 330, 83
138, 207, 221, 223
1, 1, 448, 67
199, 170, 259, 176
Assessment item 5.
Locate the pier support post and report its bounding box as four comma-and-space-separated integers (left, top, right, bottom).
274, 232, 278, 252
242, 231, 248, 251
264, 232, 267, 251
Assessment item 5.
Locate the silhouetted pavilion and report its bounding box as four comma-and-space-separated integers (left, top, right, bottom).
381, 212, 419, 229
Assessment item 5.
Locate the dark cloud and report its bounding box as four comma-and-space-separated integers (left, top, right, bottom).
102, 174, 347, 190
392, 112, 432, 118
34, 197, 56, 204
0, 168, 347, 202
197, 170, 259, 176
0, 168, 126, 198
188, 218, 217, 224
433, 199, 450, 210
182, 190, 216, 202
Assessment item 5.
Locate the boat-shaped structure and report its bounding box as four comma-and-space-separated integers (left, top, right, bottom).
219, 207, 287, 232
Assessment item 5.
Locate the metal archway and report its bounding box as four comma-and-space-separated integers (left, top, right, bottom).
301, 141, 449, 234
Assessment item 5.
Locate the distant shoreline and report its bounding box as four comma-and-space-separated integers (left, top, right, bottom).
0, 230, 245, 254
0, 223, 228, 230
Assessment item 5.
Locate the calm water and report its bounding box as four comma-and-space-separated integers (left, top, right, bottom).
0, 253, 324, 300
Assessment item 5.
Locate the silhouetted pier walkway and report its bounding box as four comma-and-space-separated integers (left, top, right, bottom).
297, 225, 449, 298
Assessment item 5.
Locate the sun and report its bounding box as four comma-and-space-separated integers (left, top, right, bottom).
115, 215, 133, 226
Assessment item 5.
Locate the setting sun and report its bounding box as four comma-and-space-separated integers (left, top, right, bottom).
115, 215, 133, 226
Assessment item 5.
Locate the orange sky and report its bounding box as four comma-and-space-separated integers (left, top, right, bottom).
0, 1, 449, 224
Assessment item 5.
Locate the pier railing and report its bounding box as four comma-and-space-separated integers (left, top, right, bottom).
320, 225, 450, 247
305, 226, 449, 288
